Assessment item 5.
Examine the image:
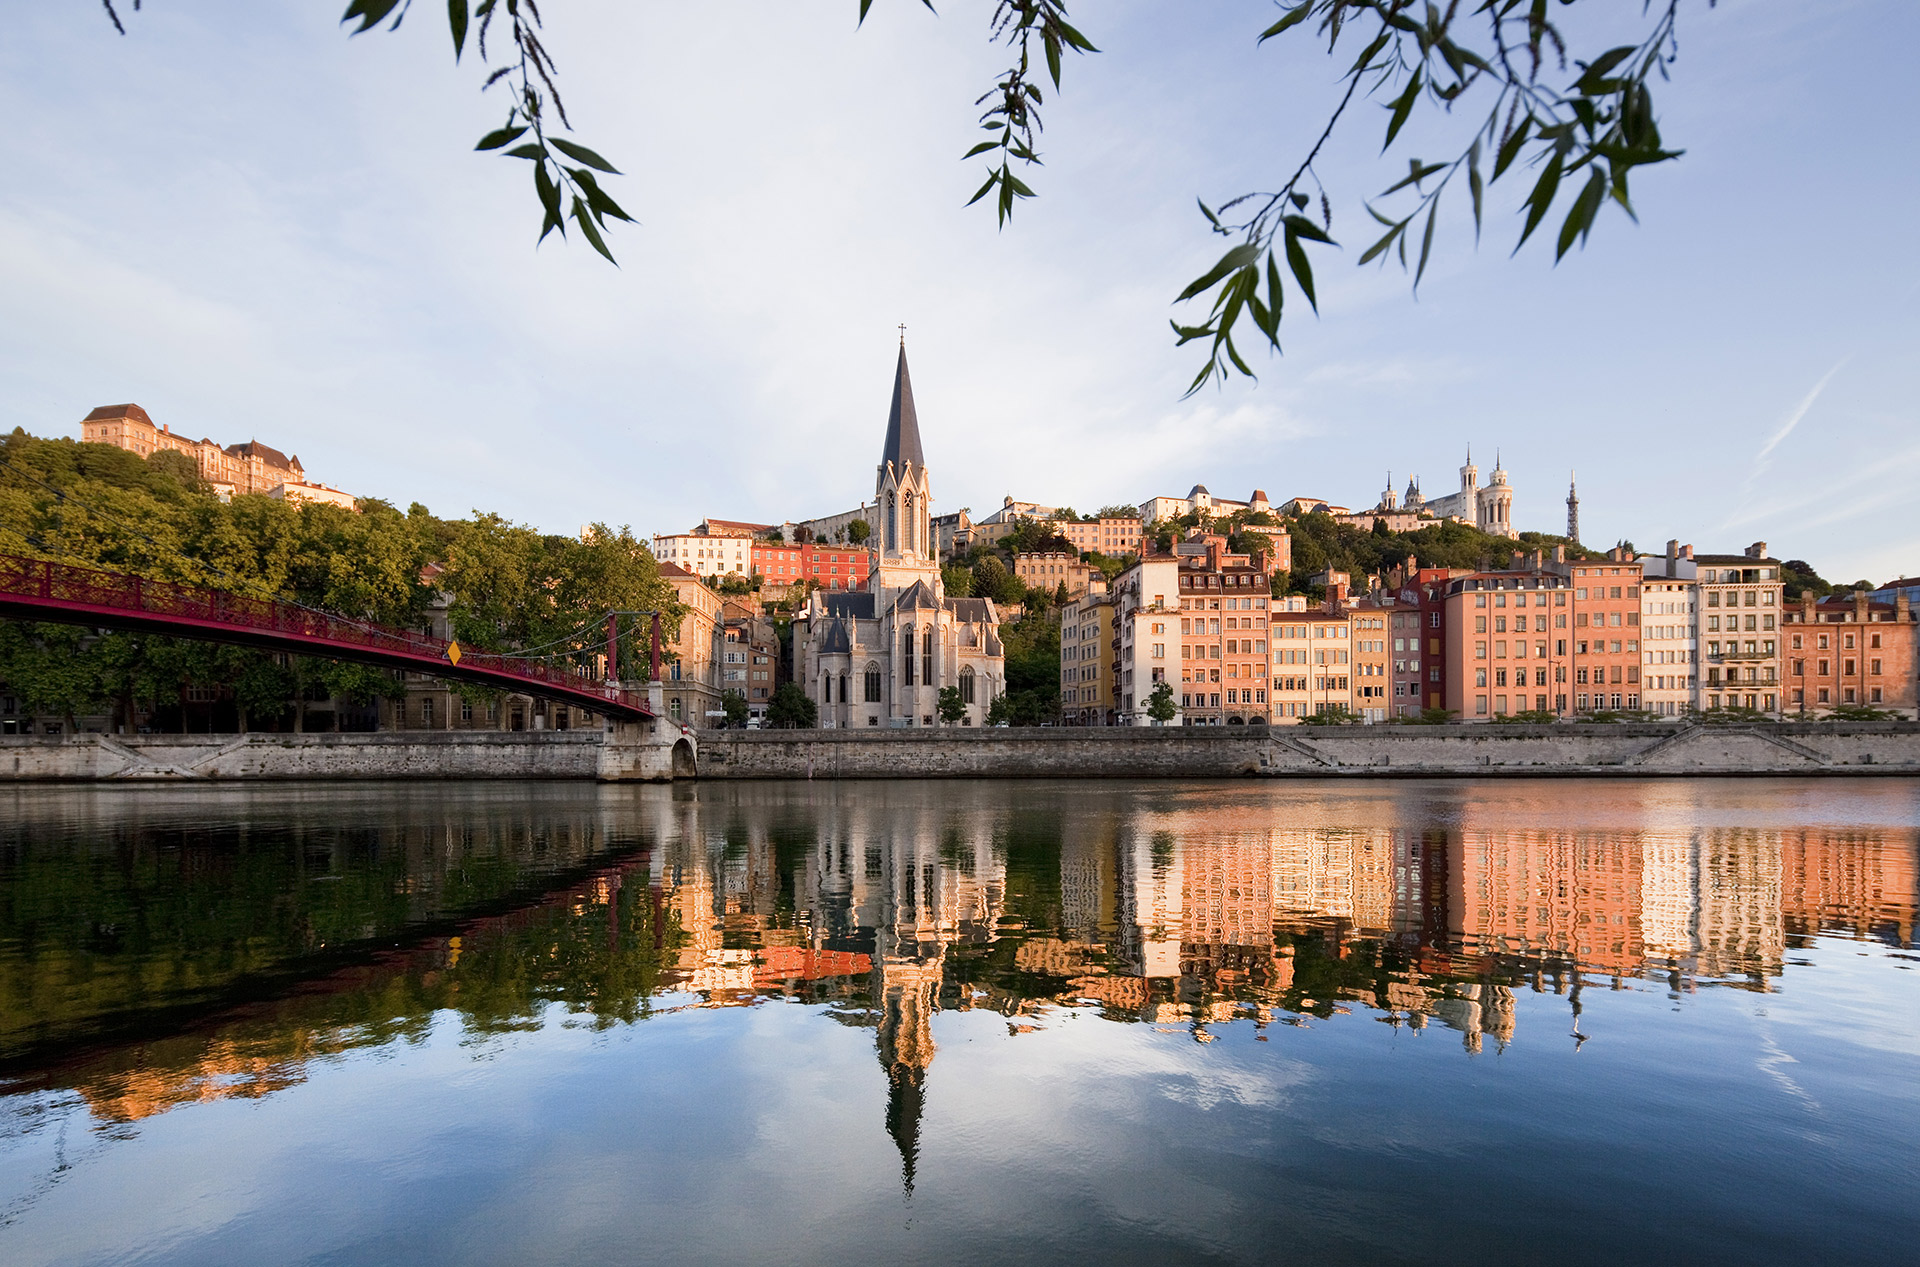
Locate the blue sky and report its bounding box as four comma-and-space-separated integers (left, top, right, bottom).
2, 2, 1914, 584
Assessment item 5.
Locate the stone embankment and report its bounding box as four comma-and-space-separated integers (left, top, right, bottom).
697, 721, 1920, 779
2, 722, 1917, 782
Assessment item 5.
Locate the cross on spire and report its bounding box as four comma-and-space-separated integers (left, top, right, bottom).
898, 323, 907, 347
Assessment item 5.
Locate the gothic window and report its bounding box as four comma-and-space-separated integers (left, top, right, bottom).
960, 667, 976, 705
903, 625, 915, 686
822, 674, 833, 704
923, 626, 935, 687
864, 663, 883, 702
887, 492, 898, 553
840, 672, 850, 704
903, 492, 915, 554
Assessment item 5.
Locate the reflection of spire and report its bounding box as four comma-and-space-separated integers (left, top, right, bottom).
874, 927, 941, 1199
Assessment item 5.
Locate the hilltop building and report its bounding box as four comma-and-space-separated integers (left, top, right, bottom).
792, 342, 1005, 727
79, 403, 355, 508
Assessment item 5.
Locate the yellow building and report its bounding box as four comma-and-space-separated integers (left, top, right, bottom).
1015, 550, 1093, 599
658, 563, 725, 726
1061, 585, 1117, 724
1349, 604, 1392, 722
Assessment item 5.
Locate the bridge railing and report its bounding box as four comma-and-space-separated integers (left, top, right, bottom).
0, 553, 651, 716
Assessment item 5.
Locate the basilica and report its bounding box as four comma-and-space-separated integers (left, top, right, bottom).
792, 344, 1005, 727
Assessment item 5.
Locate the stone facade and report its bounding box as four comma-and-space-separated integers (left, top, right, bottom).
792, 344, 1006, 728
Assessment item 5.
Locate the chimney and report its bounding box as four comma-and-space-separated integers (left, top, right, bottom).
1533, 548, 1545, 570
1553, 545, 1566, 563
1855, 588, 1870, 623
1510, 551, 1525, 571
1666, 539, 1679, 562
1802, 589, 1816, 620
1324, 577, 1350, 613
1746, 541, 1768, 559
1897, 591, 1911, 621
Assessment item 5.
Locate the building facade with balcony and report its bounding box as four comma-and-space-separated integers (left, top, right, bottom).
1109, 555, 1180, 725
1173, 536, 1274, 725
1638, 542, 1700, 717
1693, 544, 1784, 714
1060, 585, 1117, 724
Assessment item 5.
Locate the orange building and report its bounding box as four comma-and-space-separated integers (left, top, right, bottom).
1348, 603, 1392, 722
750, 541, 872, 594
1781, 589, 1919, 717
1175, 534, 1275, 724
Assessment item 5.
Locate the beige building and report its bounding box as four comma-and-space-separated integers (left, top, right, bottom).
1014, 550, 1093, 599
80, 402, 350, 506
1349, 604, 1392, 721
1061, 583, 1117, 724
1694, 543, 1784, 714
1110, 555, 1181, 725
651, 531, 753, 580
1638, 542, 1701, 717
1057, 516, 1143, 557
1270, 605, 1353, 722
659, 563, 725, 726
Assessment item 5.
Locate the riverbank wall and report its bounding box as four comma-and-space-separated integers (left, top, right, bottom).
4, 722, 1920, 781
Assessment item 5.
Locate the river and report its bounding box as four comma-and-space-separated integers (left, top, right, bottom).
0, 778, 1915, 1265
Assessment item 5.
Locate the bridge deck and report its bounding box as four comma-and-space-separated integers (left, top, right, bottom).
0, 553, 652, 721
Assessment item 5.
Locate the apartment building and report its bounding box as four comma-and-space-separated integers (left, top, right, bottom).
1270, 607, 1352, 722
1056, 516, 1144, 557
658, 563, 725, 726
1015, 551, 1093, 599
1693, 544, 1784, 714
1638, 541, 1700, 717
1174, 536, 1275, 724
751, 541, 872, 595
1061, 586, 1117, 724
1110, 555, 1181, 725
652, 531, 753, 579
1440, 568, 1574, 719
720, 600, 783, 719
1385, 564, 1468, 717
1781, 589, 1919, 717
1568, 556, 1647, 715
1350, 604, 1392, 722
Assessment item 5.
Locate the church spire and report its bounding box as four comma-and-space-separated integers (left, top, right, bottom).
881, 342, 925, 473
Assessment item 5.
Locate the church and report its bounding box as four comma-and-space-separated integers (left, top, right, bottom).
792, 343, 1006, 727
1378, 447, 1517, 538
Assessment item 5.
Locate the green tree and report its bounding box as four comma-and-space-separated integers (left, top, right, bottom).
1299, 704, 1359, 726
846, 519, 872, 545
1146, 681, 1176, 725
937, 686, 966, 725
986, 694, 1010, 727
721, 689, 749, 727
766, 681, 818, 728
942, 563, 974, 597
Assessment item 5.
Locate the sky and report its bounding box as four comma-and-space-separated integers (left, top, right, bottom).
2, 1, 1915, 585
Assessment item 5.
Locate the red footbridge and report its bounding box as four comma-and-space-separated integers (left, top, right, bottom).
0, 552, 653, 721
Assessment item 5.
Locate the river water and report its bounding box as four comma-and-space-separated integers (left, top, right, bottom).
0, 778, 1915, 1265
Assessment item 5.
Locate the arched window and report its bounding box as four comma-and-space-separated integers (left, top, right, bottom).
903, 491, 915, 554
822, 674, 833, 704
922, 626, 935, 687
840, 672, 850, 704
864, 663, 883, 703
903, 624, 916, 686
960, 667, 976, 705
886, 492, 898, 553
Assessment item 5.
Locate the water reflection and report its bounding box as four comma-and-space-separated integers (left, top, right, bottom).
0, 780, 1915, 1184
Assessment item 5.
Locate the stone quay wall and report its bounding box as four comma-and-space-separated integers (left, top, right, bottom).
3, 722, 1918, 782
696, 721, 1920, 780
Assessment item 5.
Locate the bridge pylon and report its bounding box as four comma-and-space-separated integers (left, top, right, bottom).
596, 680, 697, 781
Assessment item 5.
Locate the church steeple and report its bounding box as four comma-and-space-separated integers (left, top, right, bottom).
876, 338, 933, 563
881, 343, 925, 475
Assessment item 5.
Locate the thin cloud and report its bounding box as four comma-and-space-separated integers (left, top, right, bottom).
1755, 357, 1848, 467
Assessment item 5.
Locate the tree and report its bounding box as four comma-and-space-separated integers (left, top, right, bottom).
1780, 560, 1833, 598
99, 2, 1696, 384
972, 555, 1024, 606
1298, 704, 1359, 726
937, 686, 966, 725
766, 681, 817, 728
986, 694, 1010, 727
1146, 681, 1176, 725
1094, 505, 1140, 521
942, 563, 974, 597
846, 519, 872, 545
721, 689, 749, 727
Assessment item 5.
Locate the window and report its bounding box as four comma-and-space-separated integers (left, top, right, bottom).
960, 667, 976, 705
864, 665, 883, 703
